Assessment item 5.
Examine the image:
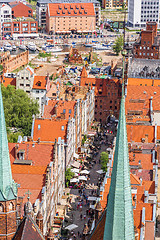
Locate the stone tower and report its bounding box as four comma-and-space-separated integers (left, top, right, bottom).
103, 90, 134, 240
0, 84, 17, 239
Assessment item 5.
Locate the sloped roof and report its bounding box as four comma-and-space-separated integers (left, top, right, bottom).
32, 76, 47, 90
2, 77, 16, 88
13, 214, 45, 240
43, 100, 76, 119
33, 118, 68, 142
48, 3, 95, 17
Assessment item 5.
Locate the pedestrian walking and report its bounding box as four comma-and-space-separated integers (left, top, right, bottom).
84, 214, 86, 220
80, 214, 82, 220
78, 231, 80, 237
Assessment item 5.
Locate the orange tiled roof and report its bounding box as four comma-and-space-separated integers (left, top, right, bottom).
32, 76, 47, 90
48, 3, 95, 17
43, 100, 76, 119
128, 77, 160, 86
127, 125, 157, 143
126, 85, 160, 122
9, 142, 54, 166
129, 152, 154, 170
2, 77, 16, 87
33, 118, 68, 142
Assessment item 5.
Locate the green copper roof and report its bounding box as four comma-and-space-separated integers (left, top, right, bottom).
103, 94, 134, 240
0, 85, 17, 201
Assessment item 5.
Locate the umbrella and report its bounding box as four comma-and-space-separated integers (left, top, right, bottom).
96, 170, 104, 175
71, 168, 79, 173
80, 170, 90, 175
79, 176, 87, 181
65, 224, 78, 231
70, 178, 79, 183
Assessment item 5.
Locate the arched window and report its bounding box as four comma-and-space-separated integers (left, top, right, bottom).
8, 202, 14, 211
0, 203, 4, 212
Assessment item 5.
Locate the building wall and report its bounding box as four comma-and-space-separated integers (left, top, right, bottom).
128, 0, 159, 28
3, 50, 29, 73
16, 68, 34, 95
103, 0, 128, 9
11, 2, 33, 18
31, 88, 47, 115
0, 199, 17, 239
3, 20, 38, 36
0, 4, 12, 33
46, 15, 96, 34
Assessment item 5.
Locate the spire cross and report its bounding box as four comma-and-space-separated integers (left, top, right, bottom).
25, 190, 32, 201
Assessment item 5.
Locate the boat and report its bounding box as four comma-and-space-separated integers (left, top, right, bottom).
0, 47, 4, 52
45, 45, 63, 53
84, 43, 93, 47
19, 44, 26, 51
12, 45, 17, 51
93, 44, 110, 50
4, 43, 12, 51
27, 42, 37, 51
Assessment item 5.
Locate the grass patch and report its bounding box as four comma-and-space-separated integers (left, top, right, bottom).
39, 52, 52, 58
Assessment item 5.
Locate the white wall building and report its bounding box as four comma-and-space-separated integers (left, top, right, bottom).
128, 0, 160, 28
0, 4, 12, 34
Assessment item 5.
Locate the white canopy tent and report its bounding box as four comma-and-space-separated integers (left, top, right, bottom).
71, 168, 79, 173
88, 196, 97, 201
78, 176, 87, 181
71, 161, 80, 169
70, 178, 79, 183
80, 170, 90, 175
96, 170, 105, 175
65, 224, 78, 231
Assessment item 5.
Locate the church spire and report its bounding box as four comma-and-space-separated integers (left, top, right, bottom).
0, 84, 17, 201
103, 94, 134, 240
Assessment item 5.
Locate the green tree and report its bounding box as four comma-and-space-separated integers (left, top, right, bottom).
100, 151, 109, 173
1, 85, 39, 136
113, 35, 124, 55
65, 168, 74, 187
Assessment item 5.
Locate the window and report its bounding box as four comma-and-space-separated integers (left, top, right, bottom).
26, 84, 30, 87
22, 23, 28, 27
36, 90, 39, 93
31, 27, 36, 31
100, 105, 102, 108
28, 10, 32, 13
0, 203, 4, 212
8, 202, 14, 211
110, 100, 112, 103
61, 125, 64, 130
69, 109, 71, 114
95, 105, 97, 108
63, 109, 66, 114
100, 112, 102, 115
38, 124, 41, 130
20, 84, 24, 86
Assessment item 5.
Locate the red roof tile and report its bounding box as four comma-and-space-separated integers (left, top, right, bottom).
2, 77, 16, 87
32, 76, 47, 90
48, 3, 95, 17
33, 118, 68, 142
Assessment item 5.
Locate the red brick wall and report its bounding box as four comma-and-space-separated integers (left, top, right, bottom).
3, 50, 29, 73
12, 2, 33, 18
0, 200, 17, 239
3, 21, 38, 36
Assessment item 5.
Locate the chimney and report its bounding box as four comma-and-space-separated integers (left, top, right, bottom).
15, 144, 19, 160
144, 134, 148, 143
150, 96, 153, 124
155, 122, 157, 144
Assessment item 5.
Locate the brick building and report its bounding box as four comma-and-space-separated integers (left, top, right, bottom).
134, 22, 160, 59
102, 0, 127, 9
80, 67, 122, 123
9, 1, 33, 18
46, 3, 96, 34
3, 19, 38, 36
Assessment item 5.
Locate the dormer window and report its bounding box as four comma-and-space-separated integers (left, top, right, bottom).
57, 11, 60, 14
38, 124, 41, 130
58, 5, 62, 9
70, 5, 73, 9
61, 125, 64, 131
37, 81, 41, 86
18, 149, 25, 160
84, 11, 87, 14
81, 5, 84, 9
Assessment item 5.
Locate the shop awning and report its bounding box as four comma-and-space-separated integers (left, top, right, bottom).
71, 161, 80, 168
80, 170, 90, 175
79, 176, 87, 181
65, 224, 78, 231
70, 178, 79, 183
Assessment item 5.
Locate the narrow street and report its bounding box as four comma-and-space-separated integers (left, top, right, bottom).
65, 142, 112, 239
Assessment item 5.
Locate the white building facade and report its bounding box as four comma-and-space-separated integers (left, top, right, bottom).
0, 4, 12, 34
128, 0, 160, 28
